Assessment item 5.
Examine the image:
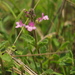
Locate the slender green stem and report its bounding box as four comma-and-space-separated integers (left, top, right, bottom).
31, 0, 35, 8
3, 1, 17, 19
29, 49, 40, 74
33, 30, 42, 74
48, 39, 51, 68
33, 0, 40, 10
60, 66, 66, 75
33, 30, 39, 53
13, 18, 29, 45
70, 50, 74, 66
13, 27, 23, 45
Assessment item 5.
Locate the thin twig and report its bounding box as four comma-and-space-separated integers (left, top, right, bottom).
12, 51, 69, 57
12, 57, 38, 75
33, 0, 40, 10
39, 32, 56, 42
13, 27, 23, 45
67, 0, 75, 6
13, 67, 26, 75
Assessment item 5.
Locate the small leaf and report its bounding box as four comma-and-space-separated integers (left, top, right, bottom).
44, 69, 62, 75
2, 1, 16, 19
21, 34, 35, 45
70, 67, 75, 74
42, 59, 49, 66
38, 39, 48, 47
59, 41, 69, 50
22, 47, 29, 55
0, 54, 12, 62
39, 45, 47, 53
53, 72, 63, 75
44, 69, 54, 74
0, 41, 8, 49
58, 54, 72, 66
52, 38, 59, 47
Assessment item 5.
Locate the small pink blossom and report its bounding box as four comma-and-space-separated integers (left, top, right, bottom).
37, 13, 49, 22
25, 22, 36, 31
29, 21, 35, 26
15, 21, 25, 28
25, 25, 36, 31
42, 13, 49, 20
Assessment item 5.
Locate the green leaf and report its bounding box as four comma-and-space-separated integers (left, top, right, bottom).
44, 69, 54, 74
53, 72, 63, 75
0, 53, 12, 62
70, 67, 75, 74
38, 39, 48, 47
4, 60, 13, 69
0, 41, 8, 49
59, 41, 69, 50
44, 69, 62, 75
21, 34, 35, 45
22, 47, 29, 55
2, 1, 16, 19
58, 54, 72, 66
52, 38, 59, 47
39, 45, 47, 53
42, 59, 49, 66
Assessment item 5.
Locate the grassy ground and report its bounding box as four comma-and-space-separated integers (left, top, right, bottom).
0, 0, 75, 75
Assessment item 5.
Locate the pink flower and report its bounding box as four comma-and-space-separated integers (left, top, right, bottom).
42, 13, 49, 20
29, 21, 35, 26
37, 13, 49, 22
25, 22, 36, 31
15, 21, 25, 28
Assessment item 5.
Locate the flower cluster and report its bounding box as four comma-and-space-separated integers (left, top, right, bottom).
15, 21, 25, 28
36, 13, 49, 22
25, 22, 36, 31
16, 21, 36, 31
15, 12, 49, 32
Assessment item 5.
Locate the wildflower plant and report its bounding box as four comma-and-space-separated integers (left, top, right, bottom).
0, 0, 75, 75
15, 9, 49, 74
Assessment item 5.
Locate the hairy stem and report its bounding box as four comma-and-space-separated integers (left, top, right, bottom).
33, 30, 39, 53
31, 0, 35, 8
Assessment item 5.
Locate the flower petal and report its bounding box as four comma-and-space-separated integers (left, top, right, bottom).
25, 25, 36, 31
42, 15, 49, 20
36, 13, 49, 22
15, 21, 25, 28
29, 22, 35, 26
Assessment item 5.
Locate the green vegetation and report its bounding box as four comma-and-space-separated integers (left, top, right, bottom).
0, 0, 75, 75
